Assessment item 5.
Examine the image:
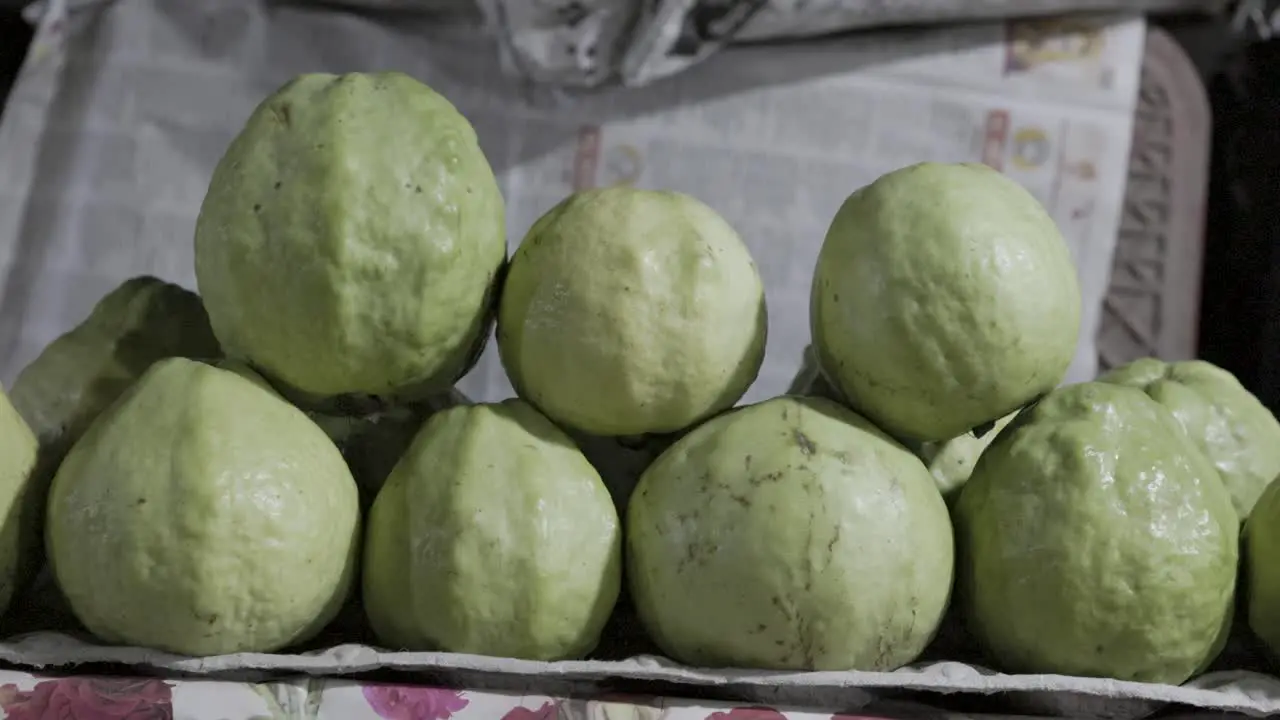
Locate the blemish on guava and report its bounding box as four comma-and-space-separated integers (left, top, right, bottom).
253, 204, 262, 213
135, 498, 146, 506
794, 430, 816, 456
273, 181, 282, 189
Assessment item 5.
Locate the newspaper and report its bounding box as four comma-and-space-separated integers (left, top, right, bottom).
0, 0, 1142, 406
476, 0, 1226, 87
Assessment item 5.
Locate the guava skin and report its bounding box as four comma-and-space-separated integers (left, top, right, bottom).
954, 382, 1238, 683
811, 162, 1081, 442
0, 386, 39, 617
497, 187, 767, 437
363, 399, 621, 661
1244, 476, 1280, 658
46, 358, 361, 656
1099, 357, 1280, 521
195, 72, 505, 400
627, 395, 953, 671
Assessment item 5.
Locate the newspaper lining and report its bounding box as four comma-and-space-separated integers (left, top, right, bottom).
0, 0, 1142, 406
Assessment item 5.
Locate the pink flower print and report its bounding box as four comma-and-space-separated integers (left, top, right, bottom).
502, 700, 560, 719
0, 676, 174, 719
361, 684, 470, 720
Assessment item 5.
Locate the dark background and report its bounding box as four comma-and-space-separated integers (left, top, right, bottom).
1, 8, 1277, 413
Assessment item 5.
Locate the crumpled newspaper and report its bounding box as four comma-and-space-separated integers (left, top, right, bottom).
13, 0, 1225, 87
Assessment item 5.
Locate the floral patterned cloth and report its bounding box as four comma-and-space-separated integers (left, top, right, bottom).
0, 670, 1042, 720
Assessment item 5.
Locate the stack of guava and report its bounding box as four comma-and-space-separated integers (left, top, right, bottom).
1, 69, 1279, 690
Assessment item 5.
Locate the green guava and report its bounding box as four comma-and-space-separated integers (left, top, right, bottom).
954, 381, 1238, 683
811, 162, 1081, 442
194, 72, 505, 400
497, 187, 767, 437
1099, 357, 1280, 521
567, 429, 682, 517
1244, 476, 1280, 658
0, 386, 39, 616
45, 358, 361, 656
311, 387, 470, 504
363, 399, 621, 660
627, 395, 953, 671
913, 411, 1017, 503
9, 276, 221, 470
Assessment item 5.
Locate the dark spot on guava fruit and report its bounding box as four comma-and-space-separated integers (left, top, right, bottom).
729, 493, 750, 508
415, 185, 423, 193
274, 181, 282, 189
274, 102, 292, 126
755, 624, 767, 633
794, 430, 816, 456
253, 204, 261, 213
744, 454, 753, 470
833, 293, 840, 302
1096, 644, 1105, 653
135, 498, 146, 506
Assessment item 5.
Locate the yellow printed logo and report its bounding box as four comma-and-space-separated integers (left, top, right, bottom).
1011, 127, 1052, 170
1006, 19, 1105, 72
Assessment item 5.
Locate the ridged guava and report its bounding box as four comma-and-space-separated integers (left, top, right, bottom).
363, 400, 621, 660
195, 72, 505, 400
46, 358, 360, 656
1244, 476, 1280, 659
9, 276, 221, 470
811, 162, 1081, 442
498, 187, 766, 437
955, 382, 1237, 683
0, 386, 40, 616
1099, 357, 1280, 520
627, 395, 953, 671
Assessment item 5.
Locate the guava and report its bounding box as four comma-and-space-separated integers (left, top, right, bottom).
0, 386, 40, 616
811, 162, 1081, 442
1099, 357, 1280, 521
954, 381, 1238, 683
497, 187, 767, 437
46, 358, 360, 656
195, 72, 505, 400
9, 276, 221, 470
627, 395, 953, 671
1244, 476, 1280, 658
311, 388, 470, 504
567, 429, 682, 517
913, 411, 1017, 503
363, 399, 621, 660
